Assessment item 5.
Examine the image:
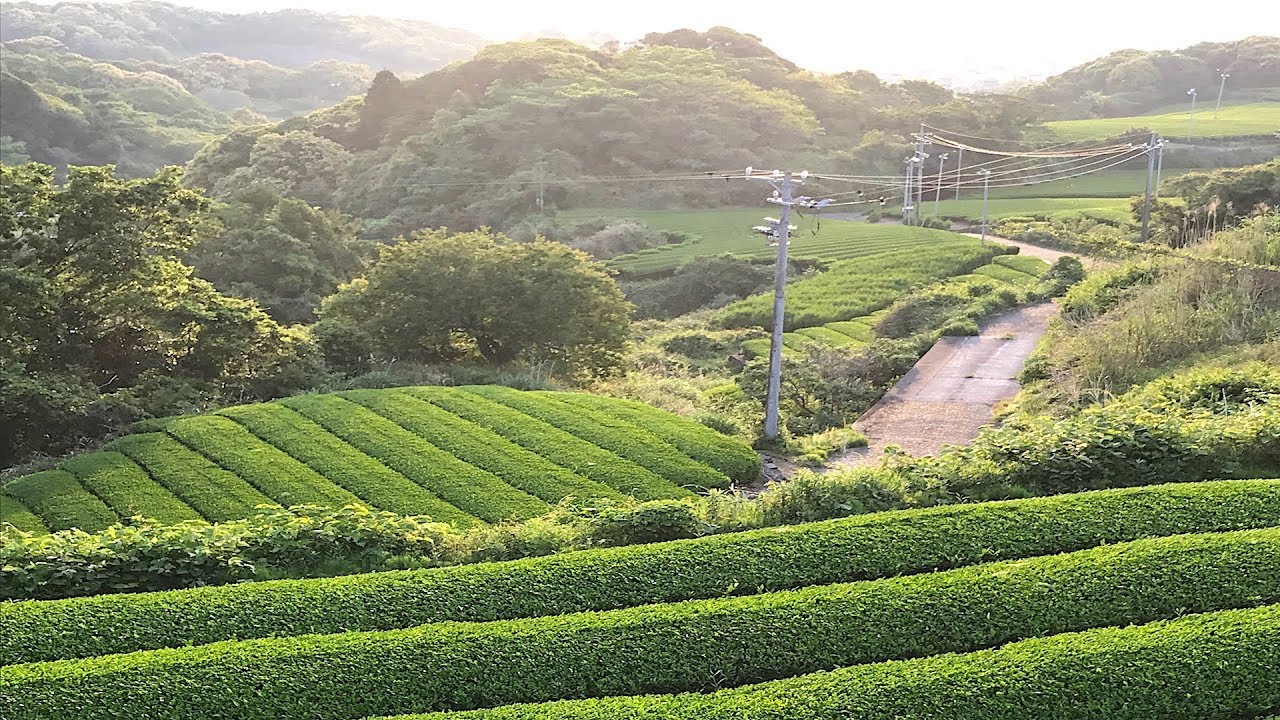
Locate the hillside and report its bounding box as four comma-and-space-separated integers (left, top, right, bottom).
1, 386, 759, 533
0, 1, 487, 74
3, 478, 1279, 717
1024, 35, 1280, 119
1, 37, 236, 174
1046, 97, 1280, 140
182, 29, 1039, 237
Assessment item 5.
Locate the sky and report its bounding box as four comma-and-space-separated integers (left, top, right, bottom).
23, 0, 1280, 84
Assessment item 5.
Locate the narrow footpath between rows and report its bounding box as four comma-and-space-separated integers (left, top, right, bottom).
829, 301, 1056, 468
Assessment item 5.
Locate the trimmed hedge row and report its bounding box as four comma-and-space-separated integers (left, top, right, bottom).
411, 387, 690, 501
466, 385, 731, 490
281, 395, 547, 524
545, 392, 760, 484
398, 604, 1280, 720
5, 479, 1279, 665
0, 493, 48, 535
345, 390, 623, 504
992, 253, 1050, 275
1, 471, 118, 533
2, 529, 1275, 719
973, 262, 1039, 285
219, 403, 479, 523
60, 452, 201, 525
108, 433, 275, 521
166, 416, 359, 508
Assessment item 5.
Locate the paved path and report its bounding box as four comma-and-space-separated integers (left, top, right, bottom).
830, 301, 1057, 468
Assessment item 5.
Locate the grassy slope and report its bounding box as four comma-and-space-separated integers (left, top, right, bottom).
1045, 100, 1280, 140
1, 389, 751, 534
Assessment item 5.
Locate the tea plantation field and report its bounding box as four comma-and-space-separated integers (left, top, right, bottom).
1045, 100, 1280, 140
932, 196, 1135, 224
576, 209, 971, 275
743, 253, 1051, 357
3, 478, 1278, 719
0, 388, 760, 534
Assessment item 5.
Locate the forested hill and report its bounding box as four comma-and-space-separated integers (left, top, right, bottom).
0, 1, 488, 73
1024, 35, 1280, 119
185, 29, 1038, 238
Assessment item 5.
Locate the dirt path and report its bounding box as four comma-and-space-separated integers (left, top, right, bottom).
829, 301, 1057, 469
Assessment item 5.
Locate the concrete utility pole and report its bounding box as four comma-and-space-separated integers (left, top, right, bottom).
979, 169, 992, 243
535, 159, 547, 212
743, 170, 831, 440
902, 156, 915, 224
1187, 88, 1198, 141
933, 152, 949, 217
1153, 138, 1167, 200
1140, 133, 1158, 243
955, 147, 964, 200
1214, 71, 1229, 119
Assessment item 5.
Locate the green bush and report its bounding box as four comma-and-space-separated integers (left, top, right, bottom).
108, 432, 276, 521
0, 493, 47, 534
2, 530, 1275, 719
1060, 260, 1159, 322
2, 470, 119, 533
0, 505, 454, 602
396, 604, 1280, 720
5, 478, 1279, 664
466, 386, 732, 490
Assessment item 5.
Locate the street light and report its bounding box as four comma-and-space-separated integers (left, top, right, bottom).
1187, 88, 1198, 141
1215, 71, 1230, 119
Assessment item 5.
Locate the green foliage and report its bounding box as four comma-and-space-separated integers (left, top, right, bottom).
6, 478, 1280, 663
0, 164, 314, 467
1, 529, 1276, 718
189, 186, 369, 323
59, 452, 202, 526
0, 505, 454, 601
622, 254, 774, 319
396, 605, 1280, 720
1157, 159, 1280, 245
319, 229, 631, 377
1061, 260, 1159, 322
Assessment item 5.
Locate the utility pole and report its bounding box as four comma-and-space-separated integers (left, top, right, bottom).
1153, 138, 1166, 201
1140, 132, 1158, 243
535, 159, 547, 212
979, 169, 991, 243
902, 156, 914, 225
743, 170, 831, 441
955, 147, 964, 201
933, 152, 949, 217
1214, 71, 1229, 119
914, 128, 930, 225
1187, 88, 1197, 141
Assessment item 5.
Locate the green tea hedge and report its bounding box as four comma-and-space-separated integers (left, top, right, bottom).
0, 493, 48, 534
2, 470, 118, 533
466, 385, 731, 490
166, 416, 359, 508
411, 387, 690, 501
6, 479, 1279, 665
59, 452, 201, 525
396, 604, 1280, 720
345, 390, 623, 503
108, 433, 275, 521
280, 395, 547, 524
543, 392, 760, 484
3, 530, 1275, 719
219, 402, 480, 522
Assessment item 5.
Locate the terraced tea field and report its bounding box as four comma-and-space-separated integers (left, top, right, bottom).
574, 209, 971, 275
3, 478, 1278, 719
1045, 100, 1280, 140
742, 253, 1051, 357
0, 388, 760, 534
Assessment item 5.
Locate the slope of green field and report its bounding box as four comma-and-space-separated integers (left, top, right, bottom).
0, 388, 756, 534
1045, 101, 1280, 140
580, 209, 973, 275
2, 480, 1278, 720
931, 197, 1134, 224
717, 239, 1006, 330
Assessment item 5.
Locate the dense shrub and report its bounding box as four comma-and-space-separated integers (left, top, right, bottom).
0, 505, 455, 601
2, 530, 1275, 718
5, 479, 1279, 663
396, 605, 1280, 720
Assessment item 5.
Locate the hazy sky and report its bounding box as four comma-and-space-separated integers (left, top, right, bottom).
24, 0, 1280, 81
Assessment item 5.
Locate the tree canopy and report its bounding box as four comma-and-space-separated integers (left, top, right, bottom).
317, 229, 631, 376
